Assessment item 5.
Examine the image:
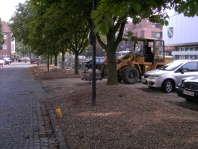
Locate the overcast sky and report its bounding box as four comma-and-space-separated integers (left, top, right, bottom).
0, 0, 26, 22
0, 0, 175, 23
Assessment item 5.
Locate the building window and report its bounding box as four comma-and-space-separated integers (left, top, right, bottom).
185, 47, 189, 51
152, 32, 161, 38
3, 44, 7, 49
4, 35, 7, 39
141, 31, 145, 37
2, 54, 9, 58
179, 47, 185, 51
152, 24, 156, 28
152, 24, 161, 28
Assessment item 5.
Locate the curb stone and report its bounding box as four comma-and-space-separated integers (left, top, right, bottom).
45, 100, 70, 149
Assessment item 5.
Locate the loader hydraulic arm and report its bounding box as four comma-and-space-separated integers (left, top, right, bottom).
117, 52, 135, 70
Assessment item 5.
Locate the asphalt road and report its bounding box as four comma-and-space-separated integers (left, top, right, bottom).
0, 62, 57, 148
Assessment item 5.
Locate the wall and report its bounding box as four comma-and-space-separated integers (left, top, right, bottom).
163, 14, 198, 46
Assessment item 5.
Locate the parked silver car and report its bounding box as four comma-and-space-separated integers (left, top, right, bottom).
176, 75, 198, 101
141, 59, 198, 93
0, 58, 5, 67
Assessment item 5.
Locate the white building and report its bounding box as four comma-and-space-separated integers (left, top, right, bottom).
163, 13, 198, 60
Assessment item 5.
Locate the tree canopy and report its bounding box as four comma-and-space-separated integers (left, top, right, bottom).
9, 0, 198, 84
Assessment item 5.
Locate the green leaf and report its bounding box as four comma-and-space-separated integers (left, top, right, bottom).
132, 2, 141, 12
94, 14, 102, 25
94, 24, 102, 33
104, 14, 113, 27
91, 10, 100, 19
101, 24, 109, 34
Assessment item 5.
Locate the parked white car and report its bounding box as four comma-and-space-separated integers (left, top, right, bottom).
0, 58, 5, 67
116, 51, 130, 58
141, 59, 198, 93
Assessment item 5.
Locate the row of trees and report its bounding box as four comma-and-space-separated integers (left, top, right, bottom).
10, 0, 198, 85
0, 22, 4, 49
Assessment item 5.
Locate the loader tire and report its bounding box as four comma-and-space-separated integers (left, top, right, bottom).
118, 74, 122, 82
121, 66, 139, 84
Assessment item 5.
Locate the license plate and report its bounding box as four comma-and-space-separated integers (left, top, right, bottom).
183, 89, 194, 96
141, 78, 147, 83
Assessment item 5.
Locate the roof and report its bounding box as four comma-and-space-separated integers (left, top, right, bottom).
1, 21, 11, 33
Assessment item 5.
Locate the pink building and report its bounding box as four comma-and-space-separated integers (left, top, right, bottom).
131, 19, 162, 39
0, 20, 15, 59
118, 19, 163, 52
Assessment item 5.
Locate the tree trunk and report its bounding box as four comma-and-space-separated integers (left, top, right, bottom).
74, 53, 79, 74
106, 40, 118, 85
95, 18, 126, 85
50, 56, 53, 65
54, 54, 58, 66
61, 51, 65, 69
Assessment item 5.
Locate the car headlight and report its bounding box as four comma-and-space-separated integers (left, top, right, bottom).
148, 75, 160, 79
177, 80, 184, 87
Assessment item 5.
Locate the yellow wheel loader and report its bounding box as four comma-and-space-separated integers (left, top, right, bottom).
81, 37, 173, 84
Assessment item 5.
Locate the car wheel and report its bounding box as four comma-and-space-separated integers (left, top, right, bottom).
162, 80, 174, 93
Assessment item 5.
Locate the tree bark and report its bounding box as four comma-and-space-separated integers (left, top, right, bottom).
74, 53, 79, 74
106, 36, 118, 85
61, 51, 65, 69
54, 53, 58, 66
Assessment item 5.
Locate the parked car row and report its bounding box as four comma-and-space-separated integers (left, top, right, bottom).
4, 58, 12, 65
141, 59, 198, 101
0, 58, 12, 67
0, 58, 4, 67
30, 58, 40, 64
85, 57, 106, 70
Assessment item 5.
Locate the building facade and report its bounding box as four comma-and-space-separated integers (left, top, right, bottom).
118, 19, 163, 52
163, 14, 198, 60
131, 19, 163, 39
0, 20, 15, 59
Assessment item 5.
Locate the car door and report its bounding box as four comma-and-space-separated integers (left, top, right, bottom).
175, 62, 198, 83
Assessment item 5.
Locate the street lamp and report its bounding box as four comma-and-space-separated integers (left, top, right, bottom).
92, 0, 96, 106
88, 0, 96, 106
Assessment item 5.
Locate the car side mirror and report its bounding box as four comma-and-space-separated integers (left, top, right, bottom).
181, 68, 187, 74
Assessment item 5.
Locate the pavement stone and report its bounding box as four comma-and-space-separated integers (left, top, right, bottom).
0, 63, 61, 149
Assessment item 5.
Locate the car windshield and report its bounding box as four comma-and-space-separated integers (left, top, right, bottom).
158, 60, 184, 71
116, 51, 130, 58
96, 58, 105, 63
116, 52, 122, 57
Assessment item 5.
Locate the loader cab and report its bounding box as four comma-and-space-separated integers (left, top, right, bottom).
134, 38, 165, 63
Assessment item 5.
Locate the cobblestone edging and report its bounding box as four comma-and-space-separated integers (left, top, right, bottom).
45, 101, 70, 149
35, 102, 59, 149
